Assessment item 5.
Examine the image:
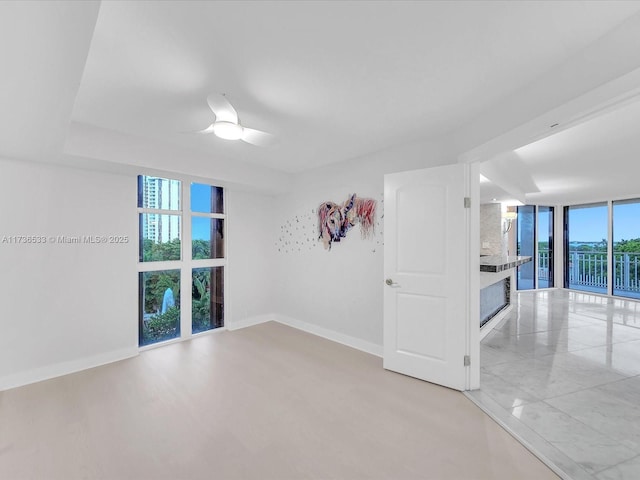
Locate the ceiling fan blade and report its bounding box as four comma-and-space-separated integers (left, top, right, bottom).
206, 93, 238, 124
196, 124, 215, 134
241, 127, 277, 147
180, 124, 215, 134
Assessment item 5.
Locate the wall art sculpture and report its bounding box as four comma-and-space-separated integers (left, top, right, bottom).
318, 193, 376, 250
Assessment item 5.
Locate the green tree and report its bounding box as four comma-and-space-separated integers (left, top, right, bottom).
615, 238, 640, 253
142, 238, 181, 262
192, 269, 211, 333
143, 306, 180, 345
192, 239, 211, 260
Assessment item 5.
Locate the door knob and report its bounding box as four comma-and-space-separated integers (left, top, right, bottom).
385, 278, 400, 287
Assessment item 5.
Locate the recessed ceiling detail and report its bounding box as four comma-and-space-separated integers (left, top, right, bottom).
68, 1, 640, 173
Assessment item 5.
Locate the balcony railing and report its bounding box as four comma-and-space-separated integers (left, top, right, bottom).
538, 250, 550, 282
567, 251, 608, 291
537, 249, 640, 297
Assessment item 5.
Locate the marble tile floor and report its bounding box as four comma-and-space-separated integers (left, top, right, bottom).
467, 289, 640, 480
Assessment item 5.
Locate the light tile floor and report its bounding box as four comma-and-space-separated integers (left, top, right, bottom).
468, 289, 640, 480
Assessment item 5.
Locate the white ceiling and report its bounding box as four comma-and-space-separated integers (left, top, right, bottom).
478, 76, 640, 206
0, 1, 99, 160
3, 1, 640, 202
515, 97, 640, 205
70, 0, 640, 173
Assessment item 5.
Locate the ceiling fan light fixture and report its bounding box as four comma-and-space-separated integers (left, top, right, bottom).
212, 121, 243, 140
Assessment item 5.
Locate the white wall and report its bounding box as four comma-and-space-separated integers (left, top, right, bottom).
0, 157, 138, 390
0, 133, 461, 388
226, 189, 277, 329
272, 139, 455, 353
0, 156, 279, 390
0, 131, 473, 388
273, 181, 384, 353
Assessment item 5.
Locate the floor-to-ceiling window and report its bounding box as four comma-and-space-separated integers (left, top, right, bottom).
613, 198, 640, 299
516, 205, 535, 290
537, 206, 554, 288
564, 203, 608, 294
190, 182, 225, 333
137, 176, 225, 347
516, 205, 554, 290
138, 176, 182, 346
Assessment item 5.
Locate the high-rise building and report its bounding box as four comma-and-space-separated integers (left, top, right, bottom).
140, 177, 181, 244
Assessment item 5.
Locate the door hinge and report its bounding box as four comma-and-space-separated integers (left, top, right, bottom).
463, 355, 471, 366
464, 197, 471, 208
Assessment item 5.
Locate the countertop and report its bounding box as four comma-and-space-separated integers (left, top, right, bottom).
480, 255, 532, 273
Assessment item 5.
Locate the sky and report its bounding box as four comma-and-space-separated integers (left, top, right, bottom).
192, 217, 212, 241
191, 183, 221, 241
568, 203, 640, 242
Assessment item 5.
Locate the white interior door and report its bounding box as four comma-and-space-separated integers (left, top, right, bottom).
383, 163, 478, 391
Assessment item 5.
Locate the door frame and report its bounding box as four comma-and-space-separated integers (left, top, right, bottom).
466, 162, 480, 390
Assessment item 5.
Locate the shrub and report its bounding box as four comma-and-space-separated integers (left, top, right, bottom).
143, 306, 180, 344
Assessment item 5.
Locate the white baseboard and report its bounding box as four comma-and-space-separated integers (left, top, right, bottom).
0, 347, 138, 392
226, 314, 275, 331
274, 315, 383, 357
2, 315, 381, 391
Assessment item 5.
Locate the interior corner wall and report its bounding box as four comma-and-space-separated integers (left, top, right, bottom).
272, 181, 384, 352
273, 141, 455, 352
0, 157, 138, 390
0, 135, 455, 388
226, 189, 277, 328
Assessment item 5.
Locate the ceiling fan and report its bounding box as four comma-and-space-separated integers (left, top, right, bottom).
196, 93, 276, 147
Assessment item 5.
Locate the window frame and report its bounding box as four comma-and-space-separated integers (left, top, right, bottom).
136, 174, 227, 350
190, 182, 226, 333
563, 202, 609, 295
515, 205, 555, 291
